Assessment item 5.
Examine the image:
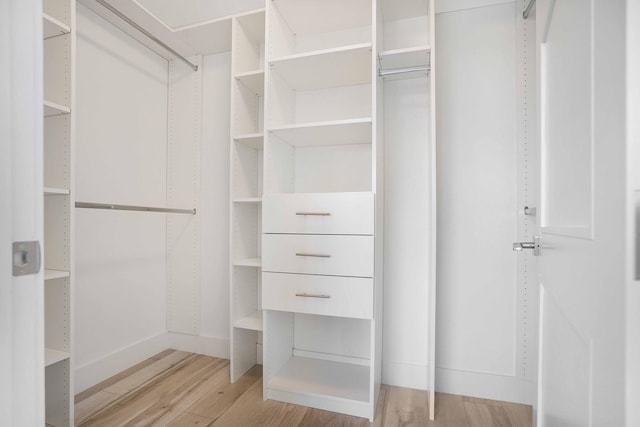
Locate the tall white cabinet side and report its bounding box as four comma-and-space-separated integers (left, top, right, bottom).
43, 0, 75, 424
229, 9, 266, 382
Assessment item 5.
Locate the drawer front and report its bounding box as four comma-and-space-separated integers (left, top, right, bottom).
263, 234, 373, 277
263, 272, 373, 319
263, 192, 373, 235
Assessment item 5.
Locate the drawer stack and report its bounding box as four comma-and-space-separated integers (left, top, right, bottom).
262, 192, 377, 419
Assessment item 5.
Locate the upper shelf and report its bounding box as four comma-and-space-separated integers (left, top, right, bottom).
270, 43, 372, 90
378, 45, 431, 79
269, 118, 372, 147
236, 70, 264, 96
43, 13, 71, 39
44, 100, 71, 117
78, 0, 265, 59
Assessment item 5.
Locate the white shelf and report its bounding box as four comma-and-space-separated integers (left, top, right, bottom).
44, 270, 70, 281
234, 311, 263, 331
236, 70, 265, 96
269, 118, 372, 147
233, 198, 262, 204
234, 133, 264, 150
268, 356, 370, 403
43, 13, 70, 39
270, 43, 372, 90
44, 100, 70, 117
234, 257, 262, 267
44, 187, 70, 196
379, 45, 430, 71
45, 348, 70, 367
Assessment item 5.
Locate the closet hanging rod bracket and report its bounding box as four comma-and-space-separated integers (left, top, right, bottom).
94, 0, 199, 72
523, 0, 536, 19
75, 201, 196, 215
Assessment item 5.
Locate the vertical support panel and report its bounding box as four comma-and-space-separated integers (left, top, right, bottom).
167, 57, 203, 334
516, 0, 539, 385
427, 0, 436, 419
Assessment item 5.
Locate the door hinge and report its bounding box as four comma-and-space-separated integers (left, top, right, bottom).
513, 235, 540, 256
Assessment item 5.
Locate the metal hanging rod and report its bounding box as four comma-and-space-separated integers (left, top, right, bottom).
95, 0, 198, 71
379, 65, 430, 77
523, 0, 536, 19
76, 201, 196, 215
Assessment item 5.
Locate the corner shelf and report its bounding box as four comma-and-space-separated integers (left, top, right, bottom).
234, 257, 262, 268
44, 100, 71, 117
234, 133, 264, 150
44, 187, 70, 195
43, 13, 70, 39
233, 198, 262, 204
269, 43, 372, 90
234, 310, 263, 331
45, 348, 70, 367
236, 70, 265, 96
44, 269, 70, 281
269, 118, 372, 147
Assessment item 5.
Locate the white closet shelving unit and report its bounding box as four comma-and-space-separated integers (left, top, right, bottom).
43, 0, 75, 424
229, 9, 267, 382
261, 0, 381, 420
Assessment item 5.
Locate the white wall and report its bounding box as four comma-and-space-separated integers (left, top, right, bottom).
74, 4, 169, 391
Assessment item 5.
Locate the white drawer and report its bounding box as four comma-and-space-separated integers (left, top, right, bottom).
263, 272, 373, 319
263, 234, 373, 277
263, 192, 373, 235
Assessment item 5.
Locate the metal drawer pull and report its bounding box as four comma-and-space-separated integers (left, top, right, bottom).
296, 212, 331, 216
295, 293, 331, 299
295, 253, 331, 258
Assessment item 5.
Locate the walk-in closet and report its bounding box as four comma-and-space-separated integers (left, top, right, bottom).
2, 0, 633, 425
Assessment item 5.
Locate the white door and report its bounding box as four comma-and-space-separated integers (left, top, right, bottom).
535, 0, 626, 425
0, 0, 45, 425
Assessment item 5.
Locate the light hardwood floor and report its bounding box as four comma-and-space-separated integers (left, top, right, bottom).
75, 350, 532, 427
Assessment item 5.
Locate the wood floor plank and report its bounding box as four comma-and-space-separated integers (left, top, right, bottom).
126, 358, 229, 426
167, 412, 213, 426
211, 379, 308, 427
378, 385, 429, 427
104, 350, 193, 396
463, 401, 512, 427
75, 349, 177, 403
502, 401, 533, 427
75, 352, 533, 427
298, 407, 371, 427
429, 393, 470, 427
80, 354, 213, 426
186, 364, 262, 421
74, 391, 120, 426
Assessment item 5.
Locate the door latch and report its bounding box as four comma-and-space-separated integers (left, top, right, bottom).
12, 241, 41, 276
513, 236, 540, 256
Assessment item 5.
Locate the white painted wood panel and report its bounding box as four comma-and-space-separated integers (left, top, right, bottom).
263, 234, 374, 277
435, 2, 519, 378
263, 273, 373, 319
263, 193, 373, 235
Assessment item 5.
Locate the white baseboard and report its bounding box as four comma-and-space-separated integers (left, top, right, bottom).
74, 332, 169, 394
74, 332, 230, 394
382, 361, 536, 405
167, 332, 229, 359
436, 367, 536, 405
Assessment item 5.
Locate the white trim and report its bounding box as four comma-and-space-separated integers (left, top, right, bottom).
74, 333, 169, 393
436, 367, 536, 405
435, 0, 514, 15
167, 332, 230, 359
